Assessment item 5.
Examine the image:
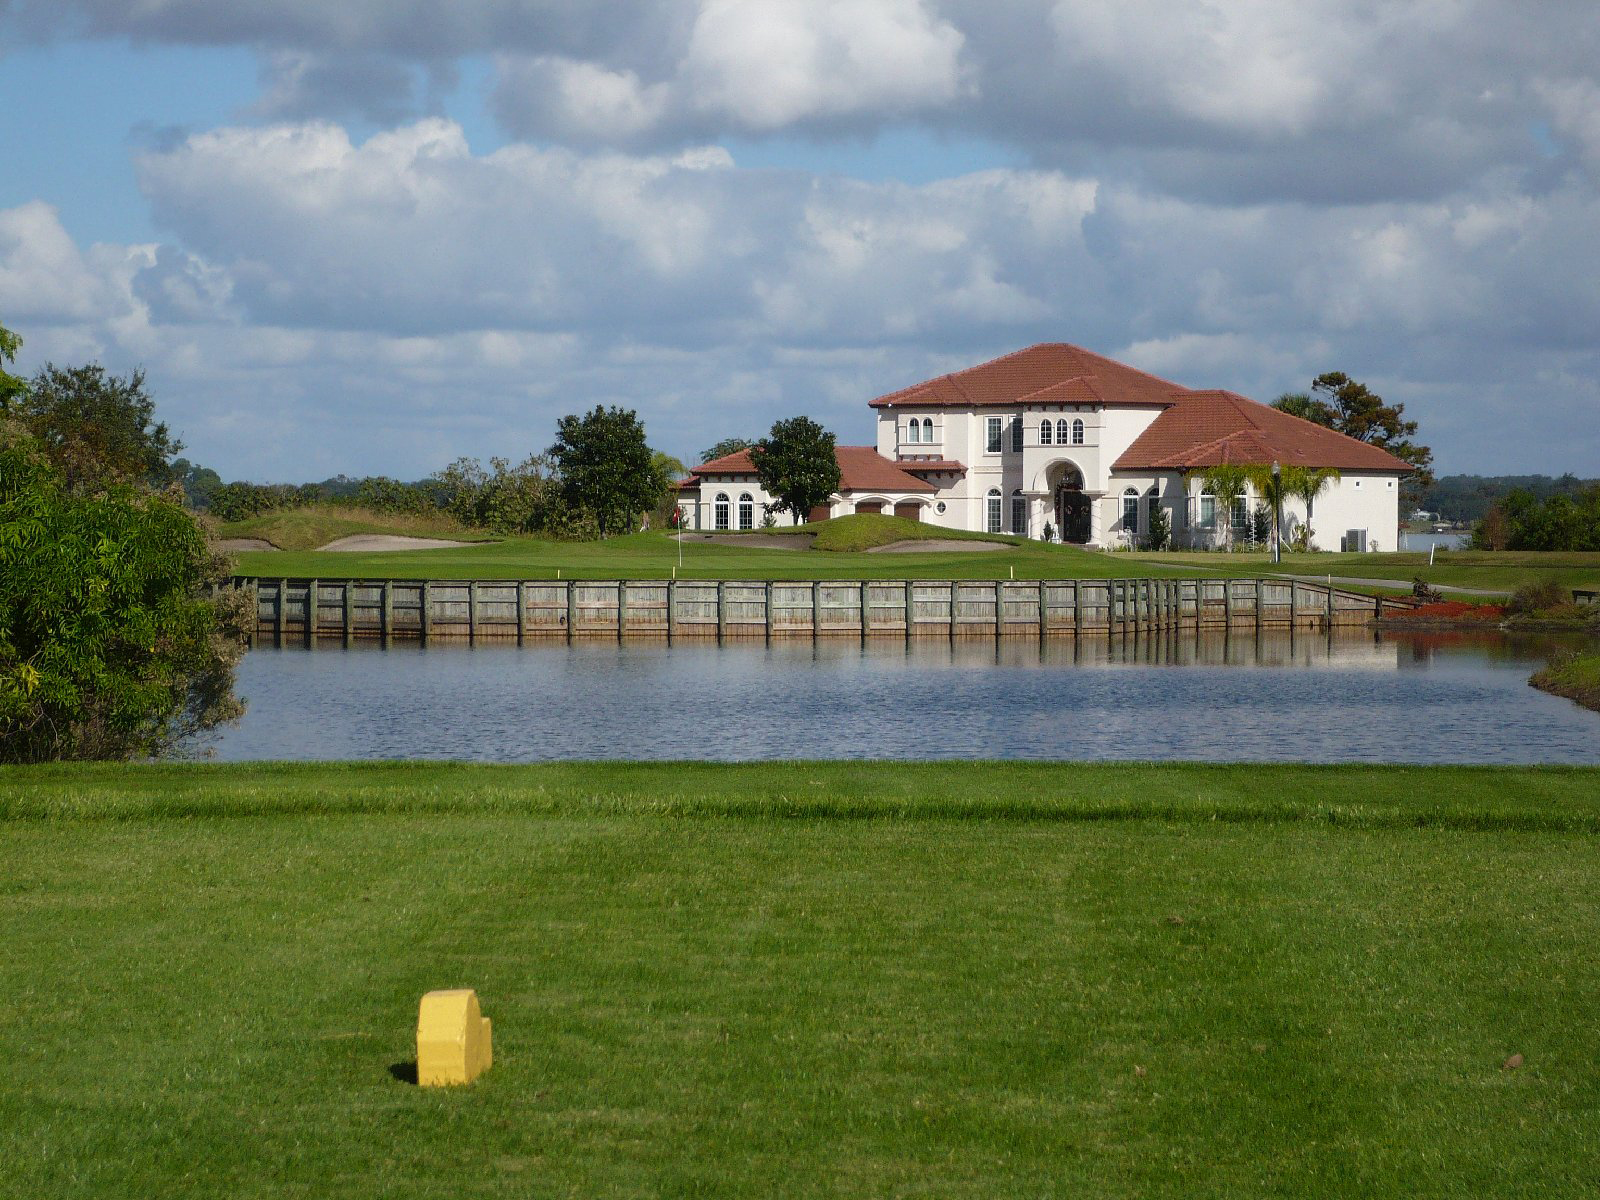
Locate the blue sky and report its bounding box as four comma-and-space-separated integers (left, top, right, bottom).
2, 2, 1598, 481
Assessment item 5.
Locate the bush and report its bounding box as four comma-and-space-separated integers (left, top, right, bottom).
1144, 503, 1171, 551
1508, 577, 1569, 616
1, 432, 247, 761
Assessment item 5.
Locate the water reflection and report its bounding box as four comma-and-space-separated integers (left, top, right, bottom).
206, 629, 1600, 765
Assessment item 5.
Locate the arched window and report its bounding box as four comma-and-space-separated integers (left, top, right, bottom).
738, 492, 754, 530
986, 488, 1003, 533
714, 492, 730, 531
1122, 487, 1140, 533
1072, 418, 1085, 445
1039, 419, 1053, 446
922, 417, 934, 441
1011, 489, 1027, 535
906, 419, 921, 444
1056, 418, 1071, 444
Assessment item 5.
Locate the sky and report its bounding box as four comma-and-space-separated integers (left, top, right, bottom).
2, 1, 1598, 482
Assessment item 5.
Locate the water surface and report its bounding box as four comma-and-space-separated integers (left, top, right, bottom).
205, 630, 1600, 764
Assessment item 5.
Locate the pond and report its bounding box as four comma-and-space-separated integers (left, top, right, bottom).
202, 629, 1600, 764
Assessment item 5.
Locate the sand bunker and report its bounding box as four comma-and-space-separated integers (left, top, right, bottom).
867, 539, 1008, 553
217, 537, 279, 552
315, 534, 479, 552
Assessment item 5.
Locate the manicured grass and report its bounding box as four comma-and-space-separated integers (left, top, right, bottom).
232, 528, 1172, 582
3, 762, 1600, 1198
218, 505, 493, 552
1135, 549, 1600, 595
1532, 653, 1600, 712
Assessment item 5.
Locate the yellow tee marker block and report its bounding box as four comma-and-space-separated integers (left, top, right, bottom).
416, 989, 493, 1086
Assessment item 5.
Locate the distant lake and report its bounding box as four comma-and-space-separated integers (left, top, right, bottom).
1399, 530, 1472, 551
202, 629, 1600, 765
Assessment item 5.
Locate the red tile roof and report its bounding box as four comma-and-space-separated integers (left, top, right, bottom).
684, 445, 936, 494
1113, 390, 1413, 472
869, 343, 1188, 409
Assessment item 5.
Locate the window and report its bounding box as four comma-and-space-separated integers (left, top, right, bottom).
738, 492, 754, 531
1011, 490, 1027, 535
1122, 487, 1139, 533
1039, 419, 1053, 446
1199, 492, 1215, 529
986, 488, 1003, 533
1231, 497, 1249, 534
935, 500, 947, 514
1056, 418, 1071, 444
922, 417, 934, 441
714, 492, 730, 531
1071, 418, 1085, 445
1011, 416, 1024, 452
906, 419, 921, 444
986, 416, 1003, 454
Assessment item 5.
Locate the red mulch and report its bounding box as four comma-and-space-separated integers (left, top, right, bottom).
1398, 601, 1505, 620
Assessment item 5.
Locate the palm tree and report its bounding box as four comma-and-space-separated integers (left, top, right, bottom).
1188, 465, 1250, 551
1246, 463, 1290, 560
1287, 467, 1340, 551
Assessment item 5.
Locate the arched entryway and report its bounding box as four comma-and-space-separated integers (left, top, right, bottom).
1053, 466, 1091, 544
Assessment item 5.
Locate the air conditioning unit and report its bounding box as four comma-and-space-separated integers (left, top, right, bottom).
1342, 529, 1368, 553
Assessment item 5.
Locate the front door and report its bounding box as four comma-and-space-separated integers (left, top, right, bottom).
1056, 487, 1091, 544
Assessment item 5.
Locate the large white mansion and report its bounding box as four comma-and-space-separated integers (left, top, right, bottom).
678, 343, 1411, 550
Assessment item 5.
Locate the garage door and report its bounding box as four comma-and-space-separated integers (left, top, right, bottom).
893, 502, 921, 521
807, 505, 832, 522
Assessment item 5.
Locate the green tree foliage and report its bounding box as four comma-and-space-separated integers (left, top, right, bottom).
1187, 465, 1250, 550
1, 431, 247, 762
699, 437, 753, 465
16, 364, 181, 490
548, 405, 665, 536
430, 455, 560, 533
751, 417, 841, 526
169, 458, 224, 509
1286, 466, 1341, 551
1144, 499, 1170, 551
1473, 487, 1600, 551
1419, 473, 1598, 524
208, 481, 301, 521
0, 318, 24, 414
1272, 373, 1434, 499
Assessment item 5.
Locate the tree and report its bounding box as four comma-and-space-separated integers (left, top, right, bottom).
699, 437, 753, 465
1, 431, 247, 762
548, 405, 665, 537
170, 458, 224, 510
17, 363, 181, 490
0, 318, 24, 415
751, 417, 841, 525
1144, 501, 1170, 551
1273, 373, 1434, 502
1188, 465, 1250, 550
1286, 466, 1341, 551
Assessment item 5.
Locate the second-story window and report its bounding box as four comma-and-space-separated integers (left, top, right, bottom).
922, 417, 934, 441
906, 419, 921, 444
986, 416, 1003, 454
1011, 416, 1024, 452
1040, 419, 1053, 446
1072, 418, 1085, 445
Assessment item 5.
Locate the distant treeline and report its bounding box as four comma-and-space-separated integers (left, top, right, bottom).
1473, 485, 1600, 552
1417, 474, 1600, 523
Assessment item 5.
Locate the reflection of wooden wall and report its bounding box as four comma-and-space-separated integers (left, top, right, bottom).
233, 576, 1401, 643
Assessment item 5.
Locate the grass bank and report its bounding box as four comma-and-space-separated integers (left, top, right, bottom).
1531, 653, 1600, 713
218, 504, 494, 552
3, 762, 1599, 1198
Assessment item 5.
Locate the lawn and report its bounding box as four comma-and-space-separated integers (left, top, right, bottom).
3, 761, 1600, 1198
219, 504, 494, 552
224, 511, 1600, 595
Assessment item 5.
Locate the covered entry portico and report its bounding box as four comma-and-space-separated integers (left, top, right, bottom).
1031, 460, 1099, 544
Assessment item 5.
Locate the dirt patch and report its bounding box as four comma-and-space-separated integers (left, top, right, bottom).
672, 533, 814, 550
218, 537, 279, 552
867, 539, 1009, 553
315, 535, 481, 552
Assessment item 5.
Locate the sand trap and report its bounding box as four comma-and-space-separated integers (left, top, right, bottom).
868, 538, 1009, 553
672, 533, 814, 549
315, 534, 479, 552
217, 537, 279, 552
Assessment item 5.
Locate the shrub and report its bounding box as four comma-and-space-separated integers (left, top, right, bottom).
1508, 577, 1569, 616
1, 432, 247, 761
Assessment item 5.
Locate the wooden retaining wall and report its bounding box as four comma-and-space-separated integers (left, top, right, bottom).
230, 577, 1406, 644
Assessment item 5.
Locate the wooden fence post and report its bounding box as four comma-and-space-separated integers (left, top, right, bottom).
717, 580, 727, 641
276, 577, 287, 644
993, 580, 1003, 639
306, 579, 318, 647
468, 580, 478, 642
617, 580, 627, 642
421, 581, 432, 644
765, 580, 774, 644
667, 579, 677, 642
812, 580, 821, 643
381, 580, 391, 644
860, 580, 870, 644
904, 580, 915, 644
342, 579, 353, 644
516, 581, 526, 644
565, 580, 576, 643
